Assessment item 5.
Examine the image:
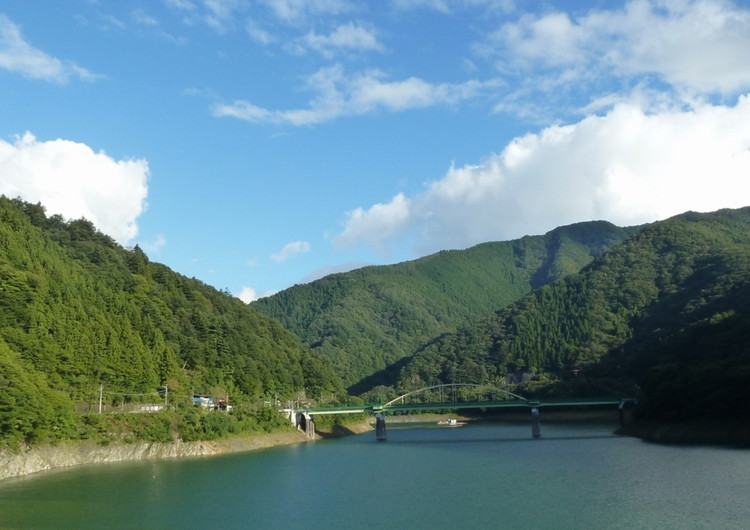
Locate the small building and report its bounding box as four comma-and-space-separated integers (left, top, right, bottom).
216, 397, 232, 412
193, 395, 215, 409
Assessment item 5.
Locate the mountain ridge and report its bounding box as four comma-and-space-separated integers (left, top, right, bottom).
395, 207, 750, 421
253, 219, 637, 392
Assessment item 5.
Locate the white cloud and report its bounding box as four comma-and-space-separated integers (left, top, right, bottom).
259, 0, 353, 22
271, 240, 312, 263
163, 0, 197, 10
237, 286, 266, 303
246, 19, 276, 45
334, 97, 750, 255
213, 65, 495, 125
164, 0, 244, 32
132, 9, 158, 27
302, 22, 383, 58
140, 234, 167, 253
390, 0, 506, 13
606, 0, 750, 94
0, 133, 149, 244
237, 286, 278, 303
0, 14, 98, 83
334, 193, 411, 252
238, 286, 257, 303
201, 0, 245, 32
488, 0, 750, 96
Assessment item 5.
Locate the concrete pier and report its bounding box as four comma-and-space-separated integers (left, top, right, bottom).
531, 408, 541, 438
375, 414, 387, 442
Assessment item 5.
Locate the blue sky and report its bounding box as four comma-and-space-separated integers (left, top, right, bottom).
2, 0, 750, 301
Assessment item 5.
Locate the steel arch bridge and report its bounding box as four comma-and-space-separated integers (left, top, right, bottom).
284, 383, 635, 440
375, 383, 529, 413
285, 383, 632, 416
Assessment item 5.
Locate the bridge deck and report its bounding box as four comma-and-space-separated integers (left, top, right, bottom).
289, 398, 629, 416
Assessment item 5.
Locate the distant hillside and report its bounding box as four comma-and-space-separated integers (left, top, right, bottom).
252, 221, 635, 392
396, 208, 750, 421
0, 197, 342, 448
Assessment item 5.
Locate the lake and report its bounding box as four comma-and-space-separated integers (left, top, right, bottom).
1, 421, 748, 529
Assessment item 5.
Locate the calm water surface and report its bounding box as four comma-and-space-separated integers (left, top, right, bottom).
1, 422, 748, 529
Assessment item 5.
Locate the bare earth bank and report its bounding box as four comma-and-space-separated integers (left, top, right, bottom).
1, 423, 374, 482
7, 415, 744, 482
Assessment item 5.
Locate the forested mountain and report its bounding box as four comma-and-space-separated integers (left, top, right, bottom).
252, 221, 635, 392
4, 191, 747, 449
0, 197, 342, 447
396, 208, 750, 421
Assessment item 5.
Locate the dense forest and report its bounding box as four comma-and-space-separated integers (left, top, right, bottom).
395, 208, 750, 421
0, 197, 343, 448
3, 193, 749, 450
253, 221, 635, 392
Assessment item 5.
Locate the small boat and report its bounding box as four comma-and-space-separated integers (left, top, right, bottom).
437, 418, 466, 427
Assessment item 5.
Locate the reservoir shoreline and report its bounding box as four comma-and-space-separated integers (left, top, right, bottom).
0, 420, 374, 482
3, 412, 747, 482
0, 431, 308, 482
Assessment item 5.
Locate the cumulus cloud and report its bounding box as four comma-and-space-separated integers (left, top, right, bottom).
301, 22, 384, 58
237, 286, 277, 303
237, 286, 257, 303
0, 14, 98, 83
271, 240, 312, 263
334, 97, 750, 255
335, 193, 411, 252
0, 133, 149, 244
487, 0, 750, 96
213, 64, 495, 125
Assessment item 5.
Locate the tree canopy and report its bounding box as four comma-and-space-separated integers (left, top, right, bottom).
395, 208, 750, 420
0, 196, 343, 447
253, 220, 634, 392
4, 193, 749, 447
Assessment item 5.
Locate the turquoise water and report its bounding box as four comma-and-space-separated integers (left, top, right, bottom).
1, 422, 749, 529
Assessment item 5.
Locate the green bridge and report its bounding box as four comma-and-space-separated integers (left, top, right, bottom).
284, 384, 636, 440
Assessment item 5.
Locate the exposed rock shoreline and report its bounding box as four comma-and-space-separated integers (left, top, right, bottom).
1, 421, 376, 483
6, 416, 745, 482
0, 431, 310, 482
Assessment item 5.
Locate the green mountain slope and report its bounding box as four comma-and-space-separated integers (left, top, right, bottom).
0, 197, 342, 447
252, 221, 634, 392
396, 207, 750, 421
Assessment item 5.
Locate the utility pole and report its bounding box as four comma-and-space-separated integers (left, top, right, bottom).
98, 384, 103, 414
163, 384, 168, 406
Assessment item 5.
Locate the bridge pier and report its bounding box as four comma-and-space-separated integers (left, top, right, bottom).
531, 407, 541, 438
375, 413, 387, 442
305, 414, 316, 439
295, 412, 316, 439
